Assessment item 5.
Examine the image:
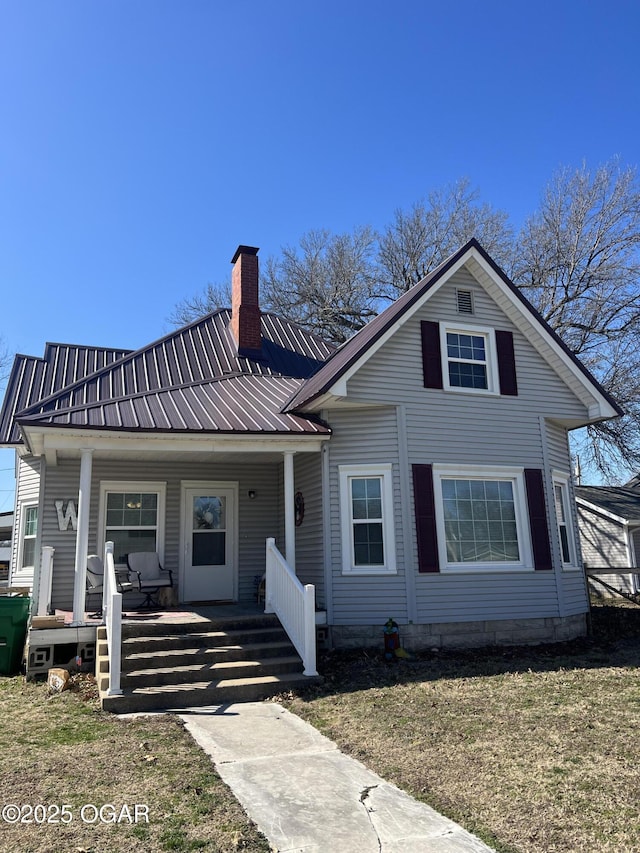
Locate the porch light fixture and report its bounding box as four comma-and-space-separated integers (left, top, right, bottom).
126, 499, 142, 509
247, 490, 257, 500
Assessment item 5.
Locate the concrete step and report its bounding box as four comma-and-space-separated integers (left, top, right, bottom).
121, 626, 288, 655
121, 640, 296, 671
120, 613, 280, 639
102, 671, 321, 713
111, 655, 303, 690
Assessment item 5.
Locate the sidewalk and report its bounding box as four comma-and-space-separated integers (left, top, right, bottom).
180, 701, 495, 852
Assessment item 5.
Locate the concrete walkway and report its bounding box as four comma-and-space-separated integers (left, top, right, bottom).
180, 702, 495, 852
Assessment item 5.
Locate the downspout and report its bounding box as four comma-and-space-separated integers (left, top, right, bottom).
72, 448, 93, 625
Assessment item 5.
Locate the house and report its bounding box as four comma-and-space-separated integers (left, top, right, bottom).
0, 240, 622, 706
575, 485, 640, 597
0, 511, 13, 585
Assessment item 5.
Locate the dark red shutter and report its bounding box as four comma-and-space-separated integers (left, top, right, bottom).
412, 464, 440, 572
421, 321, 443, 389
496, 330, 518, 396
524, 468, 553, 570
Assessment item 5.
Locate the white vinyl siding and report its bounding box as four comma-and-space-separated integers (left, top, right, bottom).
327, 407, 407, 624
294, 453, 325, 604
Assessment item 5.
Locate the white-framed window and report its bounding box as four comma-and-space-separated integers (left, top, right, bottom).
339, 464, 396, 575
19, 503, 38, 570
552, 472, 578, 569
439, 322, 499, 394
98, 481, 166, 567
433, 465, 533, 572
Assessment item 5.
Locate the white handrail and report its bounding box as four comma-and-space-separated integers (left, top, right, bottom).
265, 537, 317, 676
102, 541, 123, 696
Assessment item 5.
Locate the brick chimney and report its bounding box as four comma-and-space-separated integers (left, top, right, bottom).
230, 245, 261, 355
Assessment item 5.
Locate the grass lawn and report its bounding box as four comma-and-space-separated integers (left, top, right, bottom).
283, 602, 640, 853
0, 675, 269, 853
2, 602, 639, 853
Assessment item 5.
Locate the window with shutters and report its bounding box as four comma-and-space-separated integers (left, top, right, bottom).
439, 323, 500, 394
339, 464, 397, 574
421, 321, 517, 396
432, 465, 534, 571
552, 472, 578, 569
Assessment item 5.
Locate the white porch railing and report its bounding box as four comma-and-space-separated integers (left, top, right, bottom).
36, 546, 55, 616
102, 541, 123, 696
265, 537, 317, 676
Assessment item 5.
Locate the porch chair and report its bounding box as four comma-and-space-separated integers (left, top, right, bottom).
126, 552, 173, 608
86, 554, 136, 618
86, 555, 105, 618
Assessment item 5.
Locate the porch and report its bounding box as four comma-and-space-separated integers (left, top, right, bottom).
30, 442, 325, 617
27, 539, 324, 710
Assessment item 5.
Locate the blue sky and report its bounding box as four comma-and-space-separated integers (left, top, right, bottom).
1, 0, 639, 510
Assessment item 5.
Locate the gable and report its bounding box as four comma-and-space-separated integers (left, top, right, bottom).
345, 266, 594, 426
288, 242, 620, 429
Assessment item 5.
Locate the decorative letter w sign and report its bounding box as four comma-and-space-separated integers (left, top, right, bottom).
55, 500, 78, 531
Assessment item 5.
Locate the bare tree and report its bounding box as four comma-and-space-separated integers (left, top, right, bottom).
514, 159, 640, 477
261, 227, 380, 343
168, 164, 640, 479
168, 280, 232, 326
0, 338, 10, 389
377, 178, 514, 298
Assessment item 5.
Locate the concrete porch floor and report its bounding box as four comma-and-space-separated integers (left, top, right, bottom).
48, 600, 267, 628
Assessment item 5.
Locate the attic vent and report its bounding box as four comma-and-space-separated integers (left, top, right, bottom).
456, 289, 474, 314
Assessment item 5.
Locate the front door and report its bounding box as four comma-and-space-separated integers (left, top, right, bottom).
181, 485, 237, 602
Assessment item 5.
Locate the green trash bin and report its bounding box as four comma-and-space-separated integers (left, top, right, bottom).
0, 595, 31, 676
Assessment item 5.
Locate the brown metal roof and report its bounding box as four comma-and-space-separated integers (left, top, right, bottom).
3, 311, 335, 443
18, 374, 330, 435
0, 343, 132, 445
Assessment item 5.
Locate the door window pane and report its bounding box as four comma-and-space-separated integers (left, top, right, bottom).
193, 496, 225, 530
192, 532, 226, 566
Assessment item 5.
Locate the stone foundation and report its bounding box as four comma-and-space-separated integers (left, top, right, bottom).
330, 613, 587, 651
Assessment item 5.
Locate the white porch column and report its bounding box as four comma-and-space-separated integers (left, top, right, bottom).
72, 448, 94, 625
284, 451, 296, 570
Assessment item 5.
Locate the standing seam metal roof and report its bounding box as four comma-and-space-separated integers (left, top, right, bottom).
0, 344, 132, 445
17, 375, 330, 435
3, 311, 335, 443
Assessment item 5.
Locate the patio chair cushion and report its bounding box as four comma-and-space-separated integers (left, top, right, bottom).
126, 552, 173, 589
